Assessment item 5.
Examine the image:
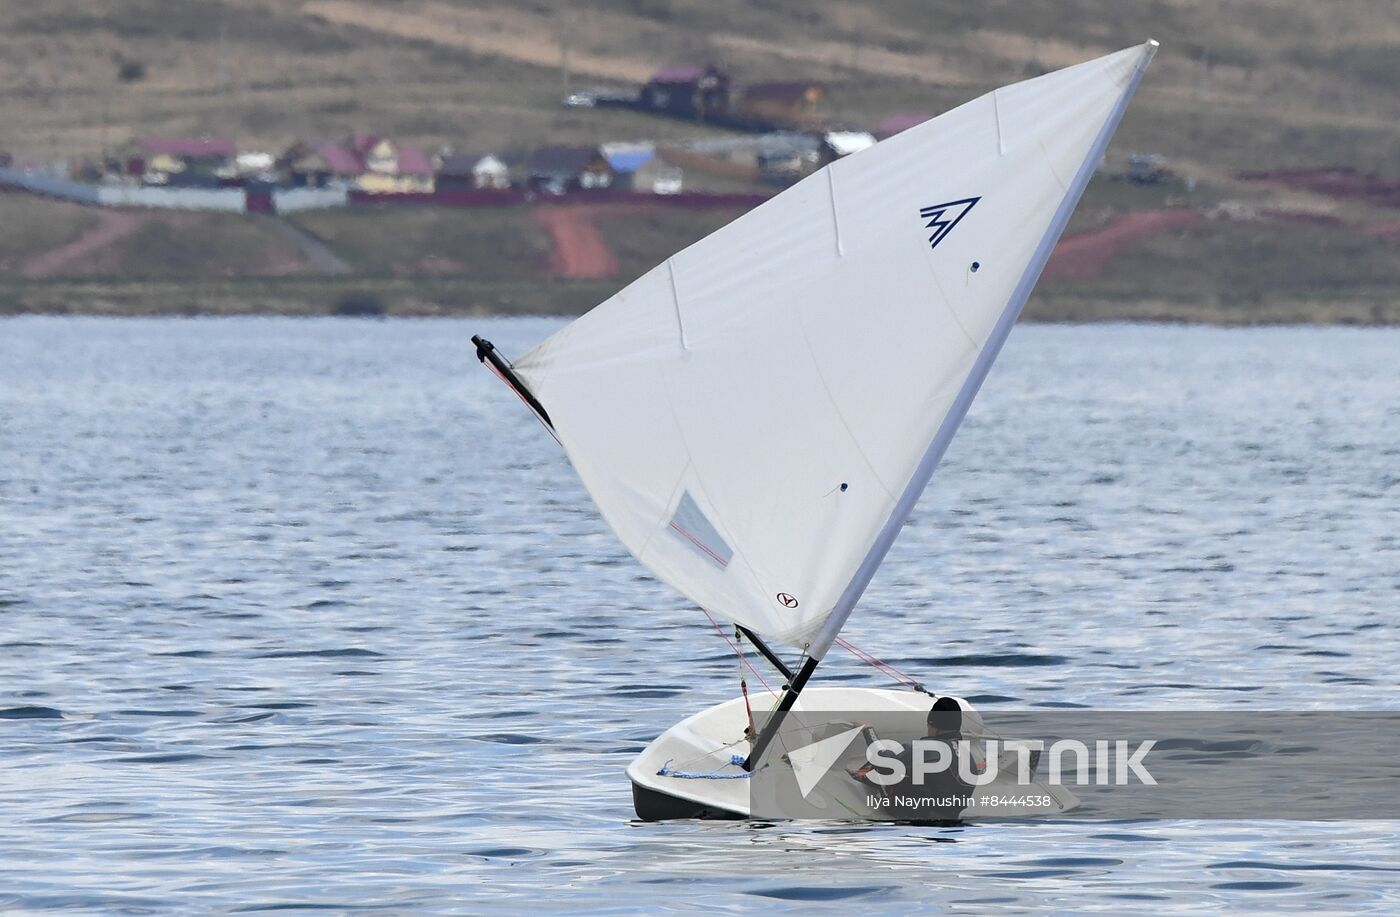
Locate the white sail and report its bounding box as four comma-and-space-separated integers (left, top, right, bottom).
513, 42, 1157, 651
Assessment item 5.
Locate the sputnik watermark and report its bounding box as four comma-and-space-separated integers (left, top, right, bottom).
859, 738, 1156, 788
750, 711, 1400, 820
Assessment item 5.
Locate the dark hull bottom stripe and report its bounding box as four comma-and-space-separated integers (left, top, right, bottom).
631, 781, 745, 822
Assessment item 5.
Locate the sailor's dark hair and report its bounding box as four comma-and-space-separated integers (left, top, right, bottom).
927, 696, 962, 733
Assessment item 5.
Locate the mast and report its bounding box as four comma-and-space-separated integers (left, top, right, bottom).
742, 656, 818, 770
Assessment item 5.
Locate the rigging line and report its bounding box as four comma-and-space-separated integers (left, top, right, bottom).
834, 635, 895, 672
837, 639, 895, 681
735, 626, 756, 739
834, 635, 925, 692
739, 667, 756, 740
701, 607, 778, 698
670, 734, 749, 771
841, 641, 919, 691
664, 735, 750, 776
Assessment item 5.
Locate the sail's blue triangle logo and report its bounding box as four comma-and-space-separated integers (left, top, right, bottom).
919, 197, 980, 250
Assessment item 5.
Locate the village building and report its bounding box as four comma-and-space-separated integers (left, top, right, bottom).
600, 142, 655, 176
525, 146, 614, 195
736, 82, 827, 128
753, 132, 824, 183
348, 133, 435, 193
123, 137, 237, 186
639, 65, 730, 121
234, 151, 278, 183
601, 142, 683, 194
280, 140, 359, 187
630, 155, 683, 195
437, 153, 511, 191
280, 134, 434, 192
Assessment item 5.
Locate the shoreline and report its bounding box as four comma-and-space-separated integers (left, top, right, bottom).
2, 283, 1396, 326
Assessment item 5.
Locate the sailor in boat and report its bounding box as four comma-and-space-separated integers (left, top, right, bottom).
850, 697, 980, 820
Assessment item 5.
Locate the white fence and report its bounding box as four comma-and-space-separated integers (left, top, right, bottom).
0, 167, 349, 214
271, 187, 348, 212
0, 167, 101, 204
95, 185, 246, 211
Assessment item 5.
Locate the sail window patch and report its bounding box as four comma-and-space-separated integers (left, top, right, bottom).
669, 492, 732, 570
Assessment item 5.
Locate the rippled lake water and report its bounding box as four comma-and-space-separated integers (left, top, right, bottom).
1, 317, 1397, 913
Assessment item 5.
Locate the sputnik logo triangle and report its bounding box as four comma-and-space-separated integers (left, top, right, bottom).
787, 726, 866, 799
919, 196, 981, 250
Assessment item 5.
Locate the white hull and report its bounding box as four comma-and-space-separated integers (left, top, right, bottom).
627, 687, 1078, 821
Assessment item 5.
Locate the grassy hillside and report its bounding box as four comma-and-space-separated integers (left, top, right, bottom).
0, 194, 98, 271
1035, 216, 1400, 324
2, 0, 1397, 179
291, 206, 552, 279
72, 212, 305, 280
592, 206, 743, 283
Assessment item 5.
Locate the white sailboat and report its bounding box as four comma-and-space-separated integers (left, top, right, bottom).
476, 41, 1158, 820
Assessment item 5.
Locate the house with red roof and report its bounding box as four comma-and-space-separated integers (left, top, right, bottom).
280, 133, 435, 193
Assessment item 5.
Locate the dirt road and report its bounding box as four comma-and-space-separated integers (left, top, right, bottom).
21, 210, 144, 278
534, 206, 620, 279
1044, 209, 1203, 281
